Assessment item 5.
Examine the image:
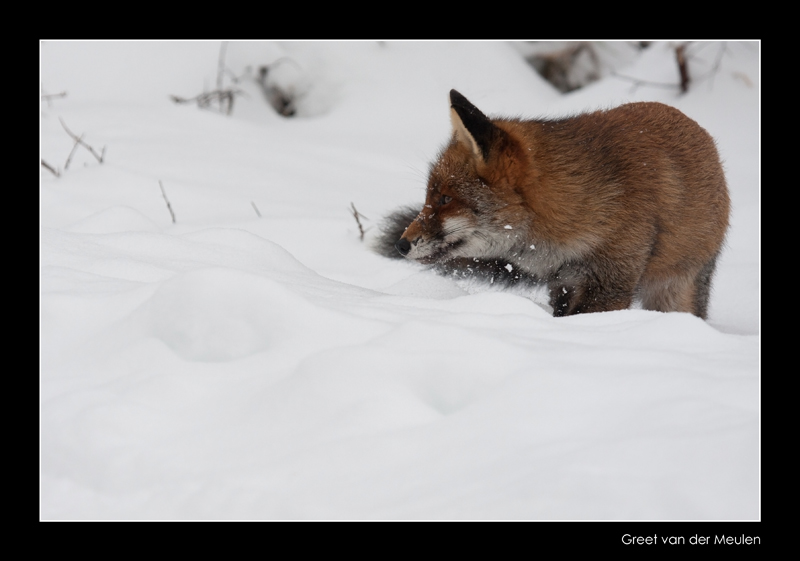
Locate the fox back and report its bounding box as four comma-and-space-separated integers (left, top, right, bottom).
379, 90, 729, 319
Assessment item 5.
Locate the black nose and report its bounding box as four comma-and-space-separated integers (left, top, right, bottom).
395, 238, 411, 256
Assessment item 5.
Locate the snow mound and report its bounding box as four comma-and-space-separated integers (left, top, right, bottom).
65, 206, 162, 234
143, 268, 341, 361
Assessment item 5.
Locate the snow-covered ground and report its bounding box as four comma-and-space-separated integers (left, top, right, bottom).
40, 41, 759, 520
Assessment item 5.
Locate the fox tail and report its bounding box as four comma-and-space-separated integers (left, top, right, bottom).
370, 205, 421, 260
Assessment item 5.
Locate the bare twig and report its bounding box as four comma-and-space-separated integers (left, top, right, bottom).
350, 202, 368, 241
64, 133, 84, 170
685, 42, 729, 90
59, 117, 105, 164
170, 89, 244, 116
225, 66, 247, 84
613, 42, 729, 95
251, 201, 262, 218
610, 71, 683, 93
159, 180, 176, 224
733, 71, 753, 87
41, 91, 67, 108
169, 41, 249, 116
217, 41, 228, 92
706, 43, 728, 88
41, 159, 60, 177
676, 42, 690, 93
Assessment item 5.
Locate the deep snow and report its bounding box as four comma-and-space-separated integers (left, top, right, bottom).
40, 41, 759, 520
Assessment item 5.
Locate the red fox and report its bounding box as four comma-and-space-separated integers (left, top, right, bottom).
375, 90, 729, 319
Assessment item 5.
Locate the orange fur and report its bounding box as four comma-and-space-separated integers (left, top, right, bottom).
392, 90, 729, 319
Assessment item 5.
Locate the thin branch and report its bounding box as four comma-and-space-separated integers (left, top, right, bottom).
224, 67, 246, 84
251, 201, 262, 218
170, 89, 245, 116
217, 41, 228, 92
610, 71, 682, 93
41, 91, 67, 108
686, 42, 729, 90
59, 117, 105, 163
41, 159, 60, 177
675, 42, 690, 93
707, 42, 728, 83
64, 133, 84, 171
350, 202, 368, 241
733, 71, 753, 88
169, 42, 248, 116
159, 180, 176, 224
613, 42, 729, 95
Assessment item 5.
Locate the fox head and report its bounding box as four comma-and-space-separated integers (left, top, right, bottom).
395, 90, 536, 264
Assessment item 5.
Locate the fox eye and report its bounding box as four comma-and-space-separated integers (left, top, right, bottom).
439, 195, 452, 206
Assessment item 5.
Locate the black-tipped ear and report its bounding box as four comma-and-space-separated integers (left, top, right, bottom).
449, 90, 502, 162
